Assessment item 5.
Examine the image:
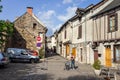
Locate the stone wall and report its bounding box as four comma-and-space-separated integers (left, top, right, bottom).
13, 13, 46, 50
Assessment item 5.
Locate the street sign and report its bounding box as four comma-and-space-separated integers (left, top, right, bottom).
36, 42, 41, 47
36, 35, 42, 48
37, 36, 41, 41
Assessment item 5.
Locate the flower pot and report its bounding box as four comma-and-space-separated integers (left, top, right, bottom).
94, 69, 101, 76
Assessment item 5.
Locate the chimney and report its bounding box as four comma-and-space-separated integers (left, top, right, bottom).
27, 7, 33, 15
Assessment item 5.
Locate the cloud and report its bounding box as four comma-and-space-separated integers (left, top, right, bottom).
36, 7, 77, 36
63, 0, 72, 4
37, 10, 56, 28
58, 6, 77, 22
38, 10, 55, 20
37, 10, 59, 36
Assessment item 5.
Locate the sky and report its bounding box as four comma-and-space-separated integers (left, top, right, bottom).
0, 0, 101, 36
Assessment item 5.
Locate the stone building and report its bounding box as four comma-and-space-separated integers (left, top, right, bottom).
46, 34, 57, 53
13, 7, 47, 51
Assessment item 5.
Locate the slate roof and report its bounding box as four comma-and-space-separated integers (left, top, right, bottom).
92, 0, 120, 18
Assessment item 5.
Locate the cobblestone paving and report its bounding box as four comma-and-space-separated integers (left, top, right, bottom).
0, 55, 104, 80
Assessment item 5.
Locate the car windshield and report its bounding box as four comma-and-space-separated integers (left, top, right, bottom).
0, 52, 6, 58
21, 50, 28, 54
0, 53, 3, 58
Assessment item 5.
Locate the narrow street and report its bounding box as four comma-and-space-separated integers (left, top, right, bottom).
1, 0, 120, 79
0, 54, 103, 80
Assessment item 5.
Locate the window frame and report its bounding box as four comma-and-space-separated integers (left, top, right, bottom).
33, 23, 37, 29
113, 45, 120, 63
78, 25, 82, 39
64, 30, 66, 39
108, 13, 118, 32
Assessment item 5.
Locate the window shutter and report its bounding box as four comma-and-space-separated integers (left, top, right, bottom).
78, 25, 82, 38
108, 15, 110, 32
64, 30, 66, 39
115, 13, 118, 31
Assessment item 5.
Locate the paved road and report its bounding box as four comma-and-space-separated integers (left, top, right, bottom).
0, 55, 103, 80
43, 55, 102, 80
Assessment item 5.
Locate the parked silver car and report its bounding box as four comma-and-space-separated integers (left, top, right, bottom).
6, 48, 39, 63
0, 52, 9, 67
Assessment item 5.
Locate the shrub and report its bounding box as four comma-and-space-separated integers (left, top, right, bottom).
39, 47, 45, 59
93, 59, 101, 70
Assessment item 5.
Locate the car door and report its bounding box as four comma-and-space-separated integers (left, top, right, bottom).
13, 50, 21, 61
20, 50, 30, 62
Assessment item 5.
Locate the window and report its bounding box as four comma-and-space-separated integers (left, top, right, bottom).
78, 25, 82, 39
33, 23, 37, 29
64, 30, 66, 39
108, 13, 118, 32
113, 45, 120, 63
33, 36, 35, 39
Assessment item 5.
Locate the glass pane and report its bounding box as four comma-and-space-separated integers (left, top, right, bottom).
110, 18, 113, 31
115, 47, 120, 62
109, 16, 116, 31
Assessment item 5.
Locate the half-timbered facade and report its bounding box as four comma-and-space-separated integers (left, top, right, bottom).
91, 0, 120, 67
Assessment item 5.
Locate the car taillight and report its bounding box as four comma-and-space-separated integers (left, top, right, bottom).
32, 54, 36, 56
32, 53, 38, 56
1, 58, 7, 61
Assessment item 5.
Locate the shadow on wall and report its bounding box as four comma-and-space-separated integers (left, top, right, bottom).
11, 27, 26, 49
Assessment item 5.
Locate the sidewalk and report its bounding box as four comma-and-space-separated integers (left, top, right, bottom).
71, 61, 103, 80
75, 62, 96, 77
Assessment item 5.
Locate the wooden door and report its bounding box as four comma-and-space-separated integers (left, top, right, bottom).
72, 48, 76, 58
105, 47, 112, 67
94, 50, 98, 62
66, 44, 70, 56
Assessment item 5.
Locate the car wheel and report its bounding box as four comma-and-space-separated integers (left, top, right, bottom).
9, 59, 12, 63
30, 59, 35, 63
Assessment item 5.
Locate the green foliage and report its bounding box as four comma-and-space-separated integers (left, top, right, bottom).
0, 0, 2, 12
0, 20, 14, 50
0, 6, 2, 12
39, 47, 45, 59
93, 59, 101, 70
0, 20, 14, 37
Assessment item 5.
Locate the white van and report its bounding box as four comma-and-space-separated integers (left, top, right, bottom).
6, 48, 39, 63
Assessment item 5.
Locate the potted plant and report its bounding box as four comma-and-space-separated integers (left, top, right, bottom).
93, 59, 101, 75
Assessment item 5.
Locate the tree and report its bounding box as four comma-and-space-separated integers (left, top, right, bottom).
0, 0, 2, 12
0, 20, 14, 51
